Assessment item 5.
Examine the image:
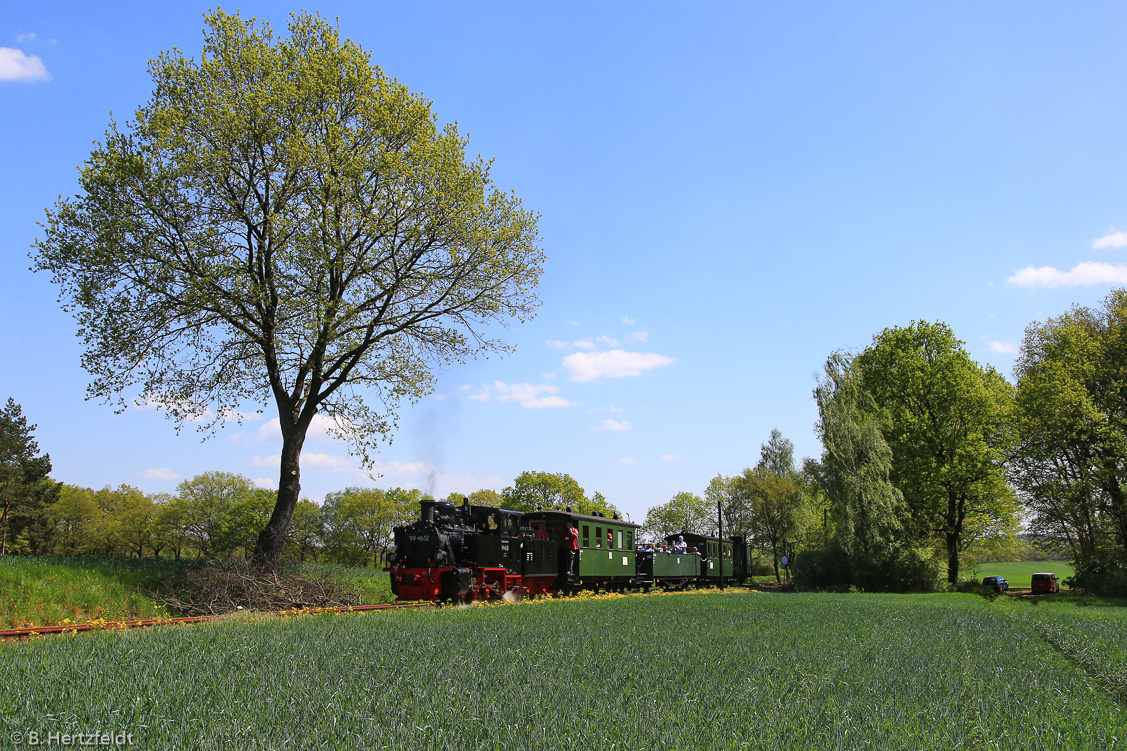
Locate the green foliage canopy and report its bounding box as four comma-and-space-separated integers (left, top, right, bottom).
501, 471, 618, 517
32, 10, 544, 567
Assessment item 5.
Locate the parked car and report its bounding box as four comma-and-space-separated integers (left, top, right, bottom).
1031, 572, 1060, 594
981, 576, 1009, 593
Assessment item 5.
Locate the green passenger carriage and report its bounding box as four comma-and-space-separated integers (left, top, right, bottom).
522, 510, 640, 592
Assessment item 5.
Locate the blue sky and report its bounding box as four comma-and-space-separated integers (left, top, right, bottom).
4, 2, 1127, 524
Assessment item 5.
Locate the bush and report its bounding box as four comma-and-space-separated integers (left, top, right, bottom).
1066, 558, 1127, 597
792, 546, 852, 589
794, 544, 942, 593
865, 546, 942, 593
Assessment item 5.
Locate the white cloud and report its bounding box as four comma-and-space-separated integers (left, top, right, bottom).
1093, 231, 1127, 250
0, 47, 50, 81
249, 452, 351, 470
989, 341, 1018, 354
563, 350, 677, 382
252, 477, 277, 489
230, 413, 349, 445
620, 316, 637, 325
661, 454, 684, 461
139, 468, 178, 481
471, 381, 578, 408
619, 458, 636, 464
250, 452, 430, 479
1007, 262, 1127, 288
372, 460, 431, 477
15, 33, 37, 43
548, 337, 622, 350
524, 396, 576, 408
302, 453, 355, 470
594, 419, 632, 431
629, 330, 649, 343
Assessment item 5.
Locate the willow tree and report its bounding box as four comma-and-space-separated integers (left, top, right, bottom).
33, 11, 544, 568
814, 352, 909, 584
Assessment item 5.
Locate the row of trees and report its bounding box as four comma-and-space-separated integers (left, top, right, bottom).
0, 471, 426, 565
0, 419, 617, 565
644, 291, 1125, 595
806, 290, 1126, 593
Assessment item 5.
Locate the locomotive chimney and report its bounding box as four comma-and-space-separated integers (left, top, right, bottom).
421, 499, 437, 523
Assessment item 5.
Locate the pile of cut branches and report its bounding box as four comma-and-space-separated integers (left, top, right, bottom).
150, 561, 364, 616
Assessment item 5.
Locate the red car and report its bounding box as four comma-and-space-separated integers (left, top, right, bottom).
1031, 572, 1060, 594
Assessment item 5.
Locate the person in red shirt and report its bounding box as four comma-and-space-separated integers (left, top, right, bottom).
564, 522, 579, 577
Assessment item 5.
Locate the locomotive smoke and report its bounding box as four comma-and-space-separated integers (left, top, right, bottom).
412, 396, 458, 498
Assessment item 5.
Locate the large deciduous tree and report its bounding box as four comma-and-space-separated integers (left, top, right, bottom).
1011, 289, 1127, 593
854, 321, 1015, 584
501, 471, 618, 517
641, 491, 715, 542
33, 11, 544, 568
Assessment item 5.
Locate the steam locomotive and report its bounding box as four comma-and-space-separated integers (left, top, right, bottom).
385, 498, 756, 602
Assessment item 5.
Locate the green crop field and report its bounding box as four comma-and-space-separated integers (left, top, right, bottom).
3, 590, 1124, 750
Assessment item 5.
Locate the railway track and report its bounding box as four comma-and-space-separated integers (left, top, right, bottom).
0, 601, 428, 641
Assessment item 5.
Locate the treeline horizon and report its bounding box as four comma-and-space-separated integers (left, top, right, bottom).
0, 468, 621, 567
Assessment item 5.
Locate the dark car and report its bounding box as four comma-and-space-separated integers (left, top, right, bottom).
981, 576, 1009, 593
1031, 572, 1060, 594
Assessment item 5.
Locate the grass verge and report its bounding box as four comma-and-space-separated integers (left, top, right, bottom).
0, 556, 394, 628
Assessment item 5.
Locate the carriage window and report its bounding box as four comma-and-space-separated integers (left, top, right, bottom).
595, 527, 602, 548
617, 530, 623, 549
582, 524, 590, 548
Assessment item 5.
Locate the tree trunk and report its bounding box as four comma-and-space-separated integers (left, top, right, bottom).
946, 532, 960, 585
772, 540, 780, 583
0, 500, 9, 556
253, 424, 306, 570
945, 489, 962, 585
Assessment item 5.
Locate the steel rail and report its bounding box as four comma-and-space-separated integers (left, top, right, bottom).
0, 602, 429, 641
